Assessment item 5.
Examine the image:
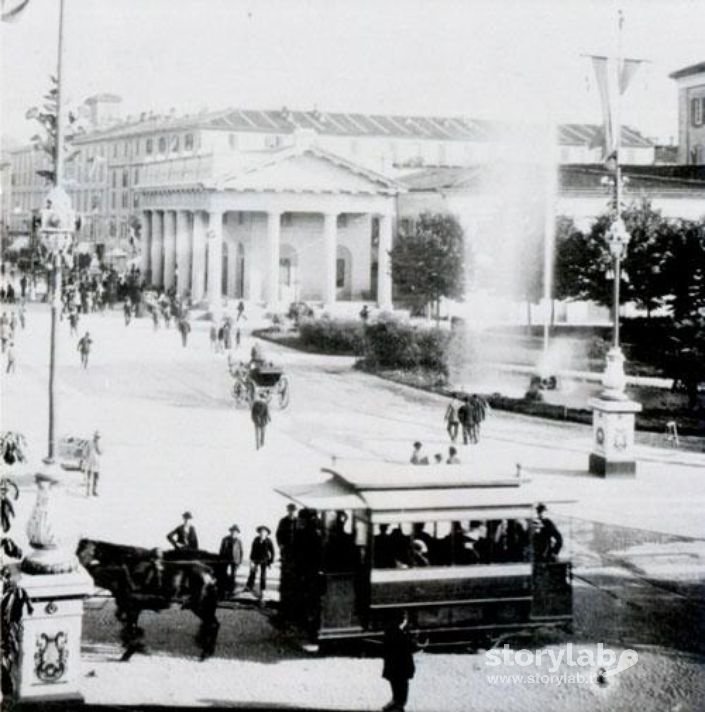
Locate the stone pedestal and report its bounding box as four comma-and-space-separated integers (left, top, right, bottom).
11, 568, 93, 704
588, 397, 642, 477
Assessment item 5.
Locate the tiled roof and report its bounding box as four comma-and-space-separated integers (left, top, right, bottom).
669, 61, 705, 80
71, 106, 653, 149
399, 164, 705, 193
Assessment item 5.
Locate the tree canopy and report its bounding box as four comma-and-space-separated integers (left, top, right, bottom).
390, 212, 467, 317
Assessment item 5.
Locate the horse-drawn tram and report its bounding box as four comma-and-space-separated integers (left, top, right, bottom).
275, 463, 573, 647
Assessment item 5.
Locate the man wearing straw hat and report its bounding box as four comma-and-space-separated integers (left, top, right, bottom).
245, 525, 275, 595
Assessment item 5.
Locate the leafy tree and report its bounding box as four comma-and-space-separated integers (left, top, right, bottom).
661, 219, 705, 322
554, 214, 611, 305
554, 200, 677, 317
26, 75, 80, 185
390, 212, 466, 321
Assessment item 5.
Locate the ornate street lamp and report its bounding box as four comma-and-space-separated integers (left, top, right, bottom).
601, 215, 630, 399
39, 186, 76, 464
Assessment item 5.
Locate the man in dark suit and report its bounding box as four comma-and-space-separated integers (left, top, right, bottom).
382, 610, 418, 711
219, 524, 244, 597
166, 511, 199, 551
275, 503, 298, 559
533, 503, 563, 562
245, 525, 275, 595
251, 396, 271, 450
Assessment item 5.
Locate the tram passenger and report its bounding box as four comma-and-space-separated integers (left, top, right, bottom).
411, 523, 435, 564
293, 508, 323, 638
410, 441, 429, 465
467, 521, 490, 563
411, 539, 430, 567
374, 524, 396, 568
390, 526, 412, 568
533, 503, 563, 562
276, 503, 298, 560
325, 511, 357, 571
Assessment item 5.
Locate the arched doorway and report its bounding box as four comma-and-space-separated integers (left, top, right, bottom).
279, 243, 298, 303
336, 245, 352, 300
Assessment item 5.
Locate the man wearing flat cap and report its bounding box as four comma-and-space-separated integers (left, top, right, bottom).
166, 511, 199, 551
219, 524, 244, 598
245, 525, 275, 595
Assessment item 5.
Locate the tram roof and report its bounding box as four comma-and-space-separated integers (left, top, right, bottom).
275, 464, 574, 520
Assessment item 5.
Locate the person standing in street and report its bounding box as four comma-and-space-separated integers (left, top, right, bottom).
251, 395, 271, 450
276, 503, 298, 559
236, 300, 246, 321
245, 525, 275, 596
444, 396, 460, 443
458, 396, 473, 446
77, 331, 93, 369
0, 312, 8, 353
18, 302, 26, 330
209, 323, 217, 351
5, 341, 16, 374
123, 300, 132, 326
151, 306, 160, 331
381, 610, 419, 712
166, 512, 199, 551
178, 315, 191, 347
533, 503, 563, 562
219, 524, 244, 598
82, 431, 102, 497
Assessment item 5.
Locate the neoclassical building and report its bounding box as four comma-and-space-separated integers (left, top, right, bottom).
137, 139, 400, 313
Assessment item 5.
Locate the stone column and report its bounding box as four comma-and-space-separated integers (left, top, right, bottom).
377, 213, 393, 310
323, 212, 337, 308
191, 210, 207, 303
151, 210, 164, 287
140, 210, 152, 280
266, 210, 281, 310
175, 210, 191, 297
207, 210, 224, 320
163, 210, 177, 290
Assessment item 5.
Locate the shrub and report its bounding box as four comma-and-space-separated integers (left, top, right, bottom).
298, 317, 365, 355
361, 316, 452, 374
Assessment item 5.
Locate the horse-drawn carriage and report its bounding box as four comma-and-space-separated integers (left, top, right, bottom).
230, 360, 290, 409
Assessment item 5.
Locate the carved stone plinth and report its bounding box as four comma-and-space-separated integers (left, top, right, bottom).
588, 397, 642, 477
11, 568, 93, 704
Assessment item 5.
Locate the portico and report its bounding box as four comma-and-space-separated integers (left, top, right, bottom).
138, 146, 401, 313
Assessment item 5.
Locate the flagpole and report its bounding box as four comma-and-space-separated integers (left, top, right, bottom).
55, 0, 65, 189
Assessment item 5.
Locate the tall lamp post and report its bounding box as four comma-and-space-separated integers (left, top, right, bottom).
40, 188, 75, 463
588, 162, 642, 477
9, 0, 94, 705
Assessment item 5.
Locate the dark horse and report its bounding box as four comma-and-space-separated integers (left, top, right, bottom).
77, 539, 225, 661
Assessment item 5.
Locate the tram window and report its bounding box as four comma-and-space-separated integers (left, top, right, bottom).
372, 519, 531, 569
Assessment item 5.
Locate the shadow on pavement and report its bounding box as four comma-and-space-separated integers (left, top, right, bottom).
17, 704, 364, 712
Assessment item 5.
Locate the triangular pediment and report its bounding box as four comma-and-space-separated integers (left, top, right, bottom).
216, 147, 403, 195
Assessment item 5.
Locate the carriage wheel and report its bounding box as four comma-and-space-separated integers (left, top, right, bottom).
276, 376, 290, 409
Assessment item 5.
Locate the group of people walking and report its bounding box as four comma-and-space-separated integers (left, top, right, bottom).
444, 393, 488, 445
0, 308, 23, 375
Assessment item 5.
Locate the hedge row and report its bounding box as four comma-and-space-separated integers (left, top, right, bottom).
298, 317, 366, 355
361, 317, 452, 374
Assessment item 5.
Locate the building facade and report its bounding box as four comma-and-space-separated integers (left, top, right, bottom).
2, 96, 658, 310
670, 61, 705, 165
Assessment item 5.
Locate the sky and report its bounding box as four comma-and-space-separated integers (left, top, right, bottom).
1, 0, 704, 146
